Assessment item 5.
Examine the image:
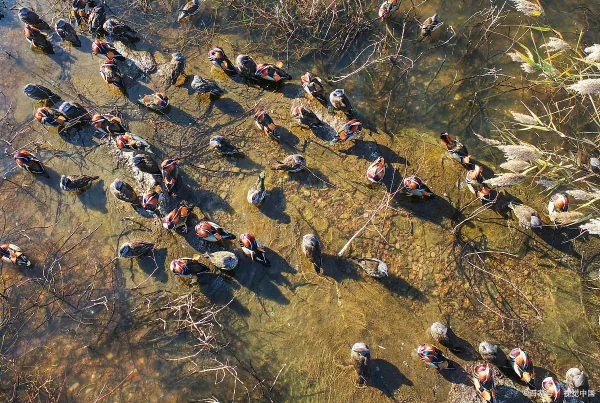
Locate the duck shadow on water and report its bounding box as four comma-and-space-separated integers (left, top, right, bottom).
78, 179, 108, 213
394, 194, 457, 225
535, 226, 584, 259
381, 273, 426, 302
280, 83, 304, 99
439, 362, 470, 385
495, 385, 531, 403
173, 169, 234, 215
277, 127, 300, 150
259, 187, 291, 224
370, 359, 413, 398
212, 97, 246, 117
320, 254, 362, 281
197, 272, 251, 317
60, 126, 100, 147
136, 247, 169, 283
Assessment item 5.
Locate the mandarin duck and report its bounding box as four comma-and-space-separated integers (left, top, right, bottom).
88, 6, 106, 36
35, 107, 67, 129
235, 54, 258, 79
378, 0, 399, 21
142, 186, 164, 214
255, 63, 292, 83
119, 241, 155, 258
115, 133, 152, 153
191, 76, 224, 96
440, 132, 470, 167
465, 164, 484, 194
18, 7, 50, 30
55, 19, 81, 47
367, 157, 385, 183
301, 234, 322, 274
91, 113, 126, 136
14, 150, 49, 177
429, 322, 462, 353
71, 0, 96, 25
352, 257, 388, 278
565, 368, 588, 396
163, 205, 190, 232
60, 175, 99, 192
24, 25, 53, 54
509, 348, 535, 388
103, 18, 139, 42
23, 84, 61, 104
291, 105, 322, 127
403, 175, 434, 197
239, 233, 270, 266
541, 377, 563, 403
0, 244, 31, 268
92, 40, 126, 60
110, 178, 139, 205
247, 172, 266, 206
99, 59, 127, 93
209, 135, 242, 156
195, 221, 236, 242
329, 89, 354, 117
476, 185, 496, 203
473, 364, 496, 403
478, 342, 507, 368
331, 119, 362, 144
508, 203, 542, 229
161, 159, 179, 195
417, 343, 455, 370
53, 101, 90, 122
422, 14, 442, 37
548, 193, 569, 215
208, 47, 236, 75
132, 152, 161, 175
168, 52, 186, 86
139, 92, 169, 111
351, 343, 371, 385
178, 0, 201, 22
204, 251, 239, 271
272, 154, 306, 173
254, 109, 279, 141
170, 256, 210, 279
300, 72, 327, 104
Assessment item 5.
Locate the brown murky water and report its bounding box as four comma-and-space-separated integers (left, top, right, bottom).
1, 0, 600, 401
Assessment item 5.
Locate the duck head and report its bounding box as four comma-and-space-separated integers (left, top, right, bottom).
549, 193, 569, 213
542, 377, 563, 402
161, 159, 178, 174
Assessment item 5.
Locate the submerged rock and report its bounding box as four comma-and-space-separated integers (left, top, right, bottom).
113, 41, 157, 74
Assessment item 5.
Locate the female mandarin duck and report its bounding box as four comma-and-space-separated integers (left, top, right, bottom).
195, 221, 236, 242
541, 377, 563, 403
272, 154, 306, 173
178, 0, 201, 22
103, 18, 139, 42
440, 132, 470, 167
142, 186, 164, 214
204, 251, 239, 271
14, 150, 49, 177
352, 257, 388, 278
208, 47, 236, 75
417, 344, 455, 370
291, 105, 322, 128
139, 92, 169, 111
478, 341, 507, 368
88, 5, 106, 36
35, 107, 67, 129
239, 233, 270, 266
300, 72, 327, 104
23, 84, 61, 105
133, 152, 161, 175
54, 101, 89, 123
465, 164, 484, 194
99, 59, 127, 94
331, 119, 363, 145
329, 89, 354, 117
351, 343, 371, 385
116, 134, 152, 153
19, 8, 50, 29
247, 172, 266, 206
548, 193, 569, 215
367, 157, 385, 183
301, 234, 322, 274
255, 63, 292, 83
254, 109, 279, 141
191, 76, 224, 96
92, 40, 125, 60
119, 241, 155, 258
55, 19, 81, 47
91, 113, 126, 136
235, 54, 258, 79
163, 205, 190, 232
1, 244, 31, 268
429, 322, 462, 353
210, 135, 242, 156
403, 175, 434, 197
170, 256, 210, 279
168, 53, 186, 86
161, 159, 179, 195
378, 0, 399, 21
508, 203, 542, 229
565, 368, 588, 395
60, 175, 99, 192
422, 14, 442, 37
473, 364, 496, 403
110, 178, 139, 205
509, 348, 535, 388
24, 25, 53, 54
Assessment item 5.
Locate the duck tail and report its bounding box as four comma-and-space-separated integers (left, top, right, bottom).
222, 232, 236, 241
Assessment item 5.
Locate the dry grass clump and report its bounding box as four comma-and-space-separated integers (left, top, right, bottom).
510, 111, 538, 125
581, 218, 600, 235
540, 37, 570, 53
483, 173, 526, 187
496, 144, 542, 161
584, 44, 600, 63
510, 0, 544, 17
499, 160, 530, 173
567, 79, 600, 96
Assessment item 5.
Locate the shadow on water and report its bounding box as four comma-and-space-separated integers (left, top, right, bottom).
395, 194, 457, 225
439, 362, 470, 385
259, 187, 291, 224
78, 179, 108, 213
495, 385, 531, 403
321, 254, 362, 281
199, 272, 251, 317
212, 97, 245, 116
277, 127, 300, 149
176, 169, 234, 215
370, 358, 413, 398
137, 247, 169, 283
381, 273, 426, 302
535, 227, 583, 259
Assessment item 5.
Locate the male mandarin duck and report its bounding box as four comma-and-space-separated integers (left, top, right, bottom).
163, 205, 190, 232
92, 40, 126, 60
88, 6, 106, 35
132, 152, 161, 175
35, 107, 67, 128
178, 0, 201, 22
191, 76, 224, 96
254, 109, 279, 141
403, 175, 434, 197
195, 221, 236, 242
473, 364, 496, 403
565, 368, 588, 395
291, 105, 322, 127
60, 175, 99, 192
18, 8, 50, 30
204, 251, 239, 271
115, 133, 152, 153
169, 53, 186, 86
110, 178, 139, 205
331, 119, 362, 144
300, 72, 327, 104
23, 84, 61, 104
24, 25, 53, 54
351, 343, 371, 385
367, 157, 385, 183
302, 234, 322, 274
478, 341, 507, 368
119, 241, 155, 258
541, 377, 563, 403
139, 92, 169, 111
71, 0, 96, 25
422, 13, 442, 37
208, 47, 236, 75
99, 59, 127, 93
417, 343, 455, 370
239, 233, 270, 266
465, 164, 484, 194
508, 203, 542, 229
255, 63, 292, 83
329, 89, 354, 117
91, 113, 126, 136
170, 256, 210, 279
440, 132, 470, 166
0, 244, 31, 268
103, 18, 139, 42
235, 54, 258, 79
352, 257, 388, 278
14, 150, 49, 177
210, 135, 242, 156
509, 348, 535, 388
247, 172, 266, 206
429, 322, 462, 353
55, 19, 81, 47
378, 0, 399, 21
161, 159, 179, 195
142, 186, 163, 213
548, 193, 569, 215
272, 154, 306, 173
53, 101, 90, 122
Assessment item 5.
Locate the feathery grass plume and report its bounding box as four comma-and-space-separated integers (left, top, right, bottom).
483, 173, 526, 187
581, 218, 600, 235
584, 44, 600, 63
510, 0, 544, 16
507, 52, 524, 62
566, 189, 599, 201
510, 111, 538, 125
540, 37, 570, 53
567, 79, 600, 96
521, 63, 537, 74
473, 132, 502, 145
496, 144, 542, 161
550, 211, 588, 226
500, 160, 530, 172
537, 178, 558, 189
